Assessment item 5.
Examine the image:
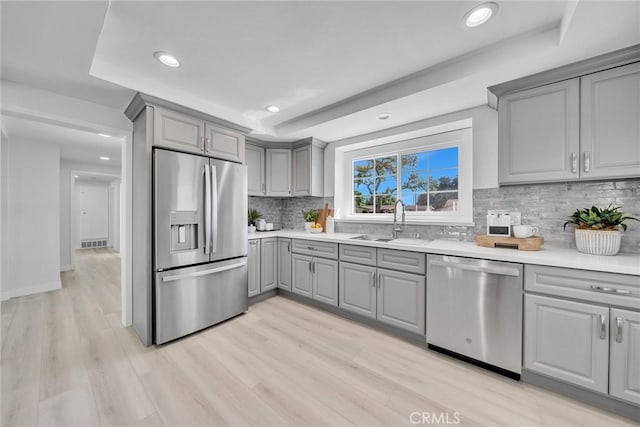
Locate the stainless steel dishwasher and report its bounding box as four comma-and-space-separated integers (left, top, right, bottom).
427, 254, 523, 378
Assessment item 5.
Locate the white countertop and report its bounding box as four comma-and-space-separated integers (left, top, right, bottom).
248, 231, 640, 276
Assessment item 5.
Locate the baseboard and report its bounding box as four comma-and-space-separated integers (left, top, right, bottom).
1, 280, 62, 301
60, 264, 73, 272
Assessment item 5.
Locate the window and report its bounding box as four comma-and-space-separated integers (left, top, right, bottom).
337, 128, 472, 224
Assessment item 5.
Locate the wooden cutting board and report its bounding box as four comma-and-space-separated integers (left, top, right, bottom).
475, 234, 544, 251
316, 203, 334, 232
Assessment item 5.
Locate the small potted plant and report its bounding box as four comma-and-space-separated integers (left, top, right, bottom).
248, 209, 261, 234
563, 204, 638, 256
301, 209, 318, 232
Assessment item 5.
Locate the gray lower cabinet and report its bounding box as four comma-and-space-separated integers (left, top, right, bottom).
610, 308, 640, 405
339, 262, 376, 318
277, 238, 291, 291
524, 294, 609, 394
260, 238, 277, 292
292, 254, 313, 298
377, 268, 426, 335
248, 239, 261, 297
312, 258, 338, 306
291, 251, 338, 306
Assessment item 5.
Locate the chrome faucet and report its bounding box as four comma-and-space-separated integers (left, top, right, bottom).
393, 200, 405, 239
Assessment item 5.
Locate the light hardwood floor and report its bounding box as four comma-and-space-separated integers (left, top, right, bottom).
1, 248, 636, 426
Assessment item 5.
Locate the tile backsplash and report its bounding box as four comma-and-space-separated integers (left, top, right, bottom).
249, 179, 640, 253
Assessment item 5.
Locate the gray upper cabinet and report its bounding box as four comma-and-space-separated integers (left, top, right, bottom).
248, 239, 261, 297
377, 268, 426, 335
580, 62, 640, 180
292, 142, 324, 197
610, 308, 640, 406
312, 258, 338, 306
524, 294, 609, 394
266, 149, 292, 197
260, 238, 277, 292
339, 262, 376, 318
246, 143, 265, 196
154, 106, 206, 154
205, 122, 245, 164
152, 106, 245, 163
499, 79, 580, 184
277, 238, 291, 291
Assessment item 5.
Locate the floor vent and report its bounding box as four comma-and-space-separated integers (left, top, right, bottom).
81, 239, 108, 249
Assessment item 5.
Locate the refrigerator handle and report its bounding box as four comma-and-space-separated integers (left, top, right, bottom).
210, 165, 218, 253
204, 164, 212, 255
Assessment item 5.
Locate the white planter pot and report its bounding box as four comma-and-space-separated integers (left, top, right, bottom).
248, 225, 256, 234
304, 221, 314, 232
575, 229, 622, 256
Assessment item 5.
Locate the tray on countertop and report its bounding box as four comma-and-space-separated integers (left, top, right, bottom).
475, 234, 544, 251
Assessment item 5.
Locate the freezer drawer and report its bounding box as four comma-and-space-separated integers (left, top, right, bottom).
155, 258, 248, 344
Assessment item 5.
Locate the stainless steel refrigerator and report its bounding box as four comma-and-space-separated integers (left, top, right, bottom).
153, 148, 248, 344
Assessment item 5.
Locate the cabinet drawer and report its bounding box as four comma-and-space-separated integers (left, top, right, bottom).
524, 265, 639, 309
377, 248, 425, 275
339, 244, 376, 266
291, 239, 338, 259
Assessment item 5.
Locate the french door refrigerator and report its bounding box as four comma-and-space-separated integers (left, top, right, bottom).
153, 148, 247, 344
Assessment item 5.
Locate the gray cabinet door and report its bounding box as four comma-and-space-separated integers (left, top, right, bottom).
291, 253, 313, 297
312, 258, 338, 306
580, 62, 640, 180
277, 238, 291, 291
610, 308, 640, 405
204, 122, 245, 163
524, 294, 609, 393
377, 268, 425, 335
260, 238, 277, 292
245, 144, 265, 196
248, 240, 261, 297
265, 149, 291, 197
339, 262, 376, 318
499, 79, 580, 184
153, 107, 205, 154
292, 145, 311, 196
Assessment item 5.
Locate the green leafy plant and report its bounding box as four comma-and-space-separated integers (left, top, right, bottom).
301, 209, 318, 223
248, 209, 262, 226
563, 205, 638, 232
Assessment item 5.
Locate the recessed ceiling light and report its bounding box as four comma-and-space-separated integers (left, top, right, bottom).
99, 156, 110, 161
154, 51, 180, 68
73, 175, 79, 178
98, 133, 112, 138
377, 112, 392, 120
464, 2, 498, 28
265, 105, 280, 113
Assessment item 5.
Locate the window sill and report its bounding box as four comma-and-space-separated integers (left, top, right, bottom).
335, 217, 475, 227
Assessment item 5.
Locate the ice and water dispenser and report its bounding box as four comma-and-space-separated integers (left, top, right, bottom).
169, 210, 199, 252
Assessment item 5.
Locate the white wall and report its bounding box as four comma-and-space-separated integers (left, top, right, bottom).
1, 131, 9, 293
2, 138, 61, 300
109, 181, 121, 250
60, 160, 120, 270
324, 104, 498, 196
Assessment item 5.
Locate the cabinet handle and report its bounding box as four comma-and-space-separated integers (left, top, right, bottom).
262, 183, 266, 193
371, 271, 376, 287
616, 317, 623, 343
200, 136, 206, 151
311, 260, 315, 274
583, 151, 590, 173
308, 261, 312, 273
571, 152, 578, 174
287, 242, 290, 252
289, 185, 291, 195
249, 241, 258, 245
377, 273, 381, 288
205, 137, 210, 152
599, 314, 607, 340
307, 246, 317, 251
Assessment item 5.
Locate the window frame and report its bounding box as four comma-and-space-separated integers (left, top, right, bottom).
336, 128, 473, 225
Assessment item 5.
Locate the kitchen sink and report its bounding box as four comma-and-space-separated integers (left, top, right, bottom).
350, 235, 393, 242
389, 238, 431, 247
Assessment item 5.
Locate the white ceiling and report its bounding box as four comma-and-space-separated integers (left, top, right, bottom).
2, 116, 123, 168
2, 1, 639, 143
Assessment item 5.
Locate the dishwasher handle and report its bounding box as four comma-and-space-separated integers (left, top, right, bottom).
429, 259, 521, 277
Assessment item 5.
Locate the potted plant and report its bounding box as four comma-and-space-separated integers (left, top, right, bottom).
563, 204, 638, 256
248, 209, 261, 233
301, 209, 318, 232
